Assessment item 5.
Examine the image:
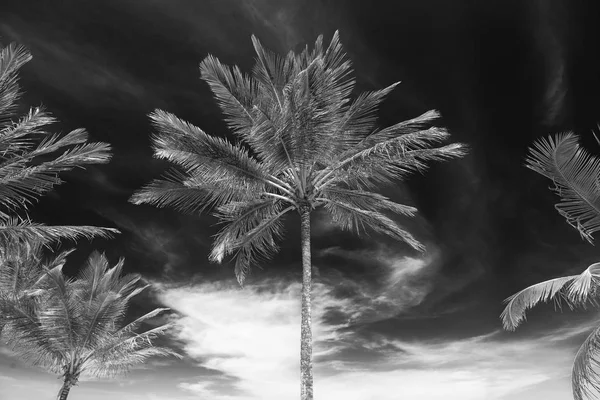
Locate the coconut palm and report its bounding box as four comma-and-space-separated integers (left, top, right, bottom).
0, 247, 180, 400
501, 132, 600, 400
0, 42, 118, 245
130, 31, 466, 400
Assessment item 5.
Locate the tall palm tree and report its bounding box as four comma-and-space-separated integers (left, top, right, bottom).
501, 132, 600, 400
0, 247, 180, 400
0, 42, 118, 245
130, 31, 466, 400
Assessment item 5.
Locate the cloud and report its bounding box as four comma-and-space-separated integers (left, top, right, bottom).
0, 18, 148, 106
239, 0, 304, 50
93, 206, 212, 279
528, 0, 570, 127
0, 346, 15, 358
153, 240, 590, 400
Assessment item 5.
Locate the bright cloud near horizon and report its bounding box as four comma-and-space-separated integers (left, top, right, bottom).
146, 248, 587, 400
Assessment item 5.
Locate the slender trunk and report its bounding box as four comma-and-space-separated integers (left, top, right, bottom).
56, 378, 72, 400
299, 206, 313, 400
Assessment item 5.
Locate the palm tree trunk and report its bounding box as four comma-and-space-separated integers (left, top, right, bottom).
299, 206, 313, 400
56, 378, 72, 400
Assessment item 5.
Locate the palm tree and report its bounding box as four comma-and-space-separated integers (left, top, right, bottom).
501, 132, 600, 400
0, 246, 180, 400
130, 31, 466, 400
0, 42, 118, 245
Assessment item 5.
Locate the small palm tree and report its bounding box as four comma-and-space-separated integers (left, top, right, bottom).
501, 132, 600, 400
0, 247, 180, 400
0, 42, 118, 245
130, 31, 466, 399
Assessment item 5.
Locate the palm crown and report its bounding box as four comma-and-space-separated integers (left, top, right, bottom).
0, 246, 179, 398
0, 42, 118, 245
130, 31, 466, 285
501, 132, 600, 400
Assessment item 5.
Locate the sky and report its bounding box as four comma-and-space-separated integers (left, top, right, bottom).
1, 0, 600, 399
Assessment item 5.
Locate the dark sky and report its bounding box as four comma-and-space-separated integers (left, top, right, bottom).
1, 1, 600, 399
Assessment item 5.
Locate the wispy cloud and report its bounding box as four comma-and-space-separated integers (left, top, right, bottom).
239, 0, 304, 50
528, 0, 570, 127
0, 18, 149, 107
316, 245, 438, 324
153, 241, 589, 400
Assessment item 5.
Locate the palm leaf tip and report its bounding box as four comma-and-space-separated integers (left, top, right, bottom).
451, 142, 469, 157
209, 241, 227, 263
128, 188, 151, 205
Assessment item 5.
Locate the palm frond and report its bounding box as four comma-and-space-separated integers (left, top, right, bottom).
319, 143, 467, 192
501, 263, 600, 331
501, 276, 575, 331
148, 109, 274, 190
84, 347, 179, 378
359, 109, 443, 147
320, 187, 417, 217
0, 217, 119, 246
284, 52, 348, 165
113, 308, 171, 336
0, 295, 67, 372
245, 100, 302, 173
321, 197, 423, 251
315, 127, 466, 190
130, 168, 255, 214
250, 34, 291, 111
0, 130, 112, 212
82, 324, 181, 378
0, 42, 113, 219
0, 107, 55, 156
245, 32, 355, 169
77, 252, 143, 303
330, 82, 401, 150
35, 264, 82, 351
526, 132, 600, 243
0, 238, 44, 295
199, 54, 258, 140
572, 323, 600, 400
78, 292, 127, 351
229, 203, 293, 285
209, 198, 283, 263
0, 43, 32, 124
567, 263, 600, 304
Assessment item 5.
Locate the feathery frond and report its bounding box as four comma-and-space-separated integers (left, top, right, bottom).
0, 41, 117, 246
501, 263, 600, 331
0, 125, 113, 213
501, 276, 576, 331
211, 200, 293, 285
0, 217, 119, 247
199, 54, 259, 140
0, 43, 31, 123
130, 168, 257, 214
526, 133, 600, 243
320, 187, 416, 216
320, 197, 424, 251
